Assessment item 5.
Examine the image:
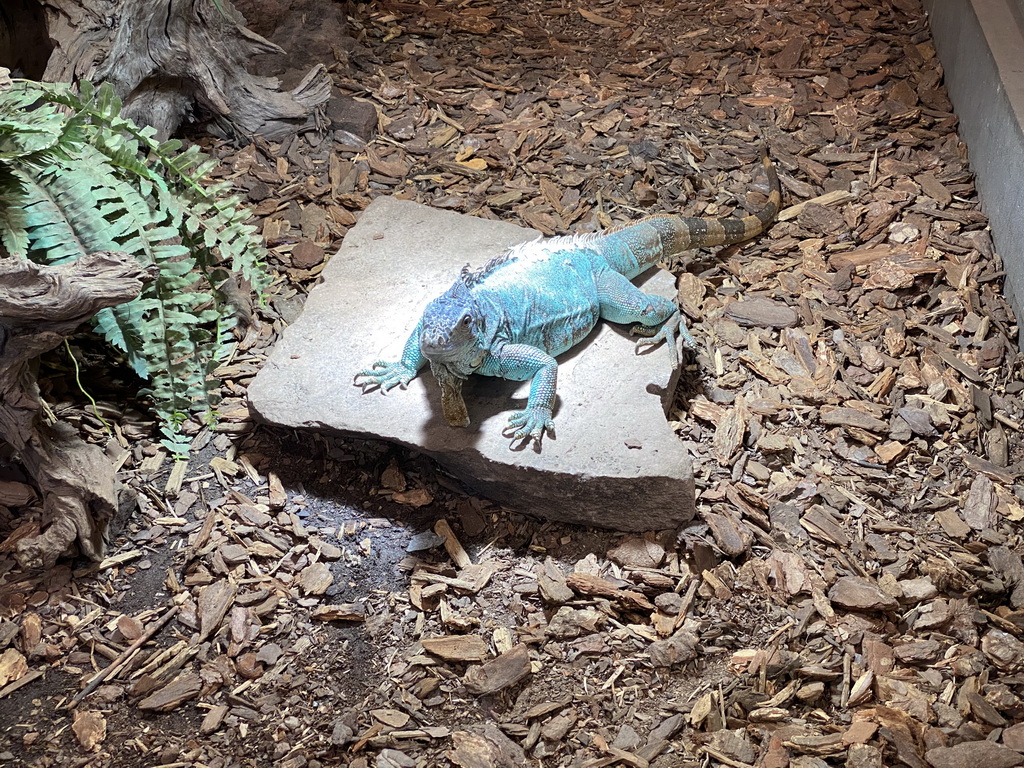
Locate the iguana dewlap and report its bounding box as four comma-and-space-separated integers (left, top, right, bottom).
355, 147, 780, 445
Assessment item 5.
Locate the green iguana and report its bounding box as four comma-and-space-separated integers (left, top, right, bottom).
355, 146, 781, 445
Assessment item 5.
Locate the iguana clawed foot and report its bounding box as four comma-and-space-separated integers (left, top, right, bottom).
354, 361, 418, 392
632, 312, 696, 369
504, 406, 555, 445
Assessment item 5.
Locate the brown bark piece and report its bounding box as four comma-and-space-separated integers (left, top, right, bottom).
924, 742, 1023, 768
773, 37, 806, 69
299, 562, 334, 595
200, 704, 230, 735
713, 395, 749, 466
137, 672, 203, 711
198, 579, 237, 641
962, 474, 998, 531
797, 202, 847, 235
311, 603, 366, 622
537, 559, 574, 604
820, 408, 888, 433
842, 721, 879, 746
648, 631, 698, 667
0, 649, 28, 687
607, 537, 666, 569
828, 577, 898, 612
267, 471, 288, 509
703, 511, 753, 557
447, 723, 526, 768
435, 518, 472, 568
0, 482, 35, 507
723, 297, 799, 328
71, 710, 107, 751
463, 643, 532, 695
565, 573, 654, 612
1003, 723, 1024, 751
801, 506, 850, 547
916, 173, 952, 206
290, 240, 325, 270
935, 508, 971, 539
421, 635, 490, 662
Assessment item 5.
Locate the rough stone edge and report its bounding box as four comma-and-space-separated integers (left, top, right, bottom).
436, 450, 696, 532
285, 412, 696, 532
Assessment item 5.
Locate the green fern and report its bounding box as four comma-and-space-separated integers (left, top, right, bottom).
0, 78, 270, 456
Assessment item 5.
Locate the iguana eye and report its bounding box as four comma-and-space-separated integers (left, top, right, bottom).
461, 315, 472, 326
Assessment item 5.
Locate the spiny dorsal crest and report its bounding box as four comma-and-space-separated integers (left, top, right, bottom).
445, 277, 474, 301
459, 249, 519, 287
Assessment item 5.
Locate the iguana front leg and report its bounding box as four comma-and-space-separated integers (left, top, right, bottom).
354, 319, 426, 392
596, 271, 695, 368
479, 343, 558, 444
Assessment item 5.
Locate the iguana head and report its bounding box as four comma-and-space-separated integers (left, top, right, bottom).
419, 280, 487, 377
420, 280, 487, 429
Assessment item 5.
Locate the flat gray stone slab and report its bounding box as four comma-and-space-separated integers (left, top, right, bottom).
248, 197, 695, 531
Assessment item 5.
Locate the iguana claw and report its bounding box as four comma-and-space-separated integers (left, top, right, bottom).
634, 312, 696, 369
504, 406, 555, 444
354, 361, 417, 392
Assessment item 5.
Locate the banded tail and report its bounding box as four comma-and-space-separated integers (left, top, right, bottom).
599, 145, 782, 277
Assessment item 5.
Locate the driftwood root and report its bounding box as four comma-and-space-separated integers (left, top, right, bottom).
40, 0, 331, 140
0, 252, 152, 568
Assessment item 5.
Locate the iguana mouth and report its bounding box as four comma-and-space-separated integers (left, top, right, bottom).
422, 340, 485, 377
421, 340, 460, 359
420, 327, 452, 354
421, 328, 478, 362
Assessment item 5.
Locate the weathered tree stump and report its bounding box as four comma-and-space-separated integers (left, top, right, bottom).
0, 252, 152, 568
38, 0, 331, 140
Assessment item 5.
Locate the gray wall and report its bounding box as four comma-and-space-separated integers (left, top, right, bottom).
924, 0, 1024, 328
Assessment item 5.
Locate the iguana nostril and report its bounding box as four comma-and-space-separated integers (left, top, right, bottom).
421, 331, 446, 349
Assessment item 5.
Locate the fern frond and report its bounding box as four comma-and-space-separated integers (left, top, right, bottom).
15, 164, 111, 263
1, 77, 271, 455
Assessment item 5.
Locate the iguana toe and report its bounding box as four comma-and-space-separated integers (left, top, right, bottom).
634, 313, 695, 369
354, 361, 416, 392
505, 407, 555, 444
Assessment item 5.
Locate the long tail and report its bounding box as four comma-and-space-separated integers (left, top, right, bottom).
599, 145, 782, 277
666, 144, 780, 249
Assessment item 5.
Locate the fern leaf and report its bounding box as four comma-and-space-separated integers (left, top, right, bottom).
2, 77, 270, 450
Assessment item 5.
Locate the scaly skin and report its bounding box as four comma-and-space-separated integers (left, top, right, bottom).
355, 146, 781, 446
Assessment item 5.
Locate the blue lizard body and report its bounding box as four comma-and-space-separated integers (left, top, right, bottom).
355, 148, 781, 445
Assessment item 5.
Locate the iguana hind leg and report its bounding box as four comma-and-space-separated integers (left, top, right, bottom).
596, 271, 695, 368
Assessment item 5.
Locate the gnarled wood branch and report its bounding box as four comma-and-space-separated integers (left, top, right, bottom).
0, 252, 152, 568
39, 0, 331, 140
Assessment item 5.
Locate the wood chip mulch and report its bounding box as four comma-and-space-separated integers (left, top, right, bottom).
2, 0, 1024, 766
